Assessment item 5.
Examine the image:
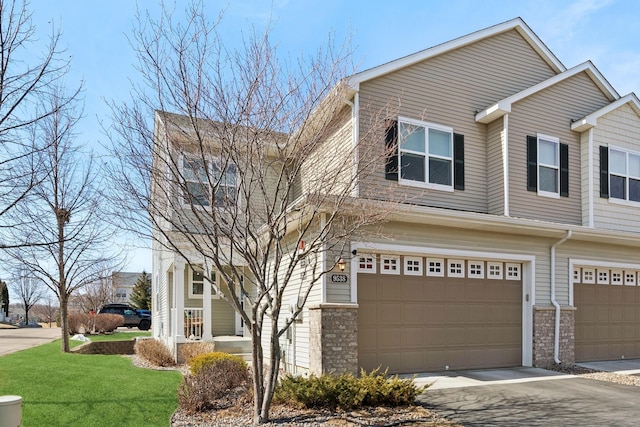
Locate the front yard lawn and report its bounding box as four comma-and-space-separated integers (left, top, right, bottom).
0, 335, 181, 426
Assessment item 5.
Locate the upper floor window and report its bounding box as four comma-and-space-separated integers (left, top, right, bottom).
181, 155, 237, 208
385, 118, 464, 191
604, 147, 640, 203
527, 134, 568, 198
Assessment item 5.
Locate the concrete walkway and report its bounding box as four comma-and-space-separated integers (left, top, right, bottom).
0, 327, 61, 356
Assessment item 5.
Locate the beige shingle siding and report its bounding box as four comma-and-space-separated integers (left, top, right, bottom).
487, 117, 505, 215
356, 29, 557, 212
507, 72, 611, 224
592, 104, 640, 232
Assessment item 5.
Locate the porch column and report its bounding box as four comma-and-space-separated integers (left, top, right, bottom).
202, 263, 213, 340
174, 261, 186, 343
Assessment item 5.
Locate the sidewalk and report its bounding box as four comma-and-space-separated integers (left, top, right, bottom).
0, 326, 61, 356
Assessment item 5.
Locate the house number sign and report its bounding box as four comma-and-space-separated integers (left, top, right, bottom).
330, 274, 348, 283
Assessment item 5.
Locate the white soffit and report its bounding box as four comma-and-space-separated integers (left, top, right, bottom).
347, 17, 565, 90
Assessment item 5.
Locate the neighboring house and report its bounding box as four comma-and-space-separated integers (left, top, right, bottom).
152, 17, 640, 374
111, 272, 141, 303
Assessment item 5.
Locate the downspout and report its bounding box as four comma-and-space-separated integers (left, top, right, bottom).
550, 230, 572, 364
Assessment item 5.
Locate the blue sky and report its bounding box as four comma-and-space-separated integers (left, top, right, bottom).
29, 0, 640, 273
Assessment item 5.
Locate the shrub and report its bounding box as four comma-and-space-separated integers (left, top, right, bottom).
178, 341, 215, 364
188, 351, 247, 376
67, 313, 123, 334
273, 368, 427, 409
67, 313, 90, 334
93, 314, 123, 333
178, 354, 250, 413
134, 338, 175, 367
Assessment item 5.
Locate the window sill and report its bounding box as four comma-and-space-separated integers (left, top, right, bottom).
537, 190, 560, 199
398, 179, 454, 192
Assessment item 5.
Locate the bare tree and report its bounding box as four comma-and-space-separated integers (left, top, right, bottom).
0, 0, 74, 235
4, 87, 121, 351
106, 2, 396, 423
74, 274, 117, 313
11, 270, 44, 324
30, 297, 59, 326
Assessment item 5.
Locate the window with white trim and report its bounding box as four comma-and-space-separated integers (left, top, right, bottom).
609, 147, 640, 202
625, 271, 637, 286
357, 254, 376, 273
426, 258, 444, 277
398, 117, 453, 191
537, 135, 560, 196
380, 256, 400, 275
404, 257, 423, 276
597, 269, 609, 284
447, 259, 465, 278
582, 268, 595, 284
611, 270, 623, 285
573, 268, 581, 282
487, 262, 503, 279
188, 265, 219, 299
181, 155, 237, 208
468, 261, 484, 279
506, 263, 521, 280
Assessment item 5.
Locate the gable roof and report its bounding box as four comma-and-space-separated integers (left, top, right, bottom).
571, 93, 640, 132
475, 61, 620, 124
347, 17, 565, 90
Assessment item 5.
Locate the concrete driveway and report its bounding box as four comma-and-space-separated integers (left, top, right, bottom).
0, 327, 61, 356
414, 363, 640, 426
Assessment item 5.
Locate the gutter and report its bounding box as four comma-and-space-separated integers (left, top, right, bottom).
550, 230, 572, 364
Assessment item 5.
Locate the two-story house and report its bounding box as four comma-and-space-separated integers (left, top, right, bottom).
152, 17, 640, 375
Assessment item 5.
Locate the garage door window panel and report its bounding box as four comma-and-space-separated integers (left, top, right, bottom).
506, 263, 521, 280
448, 259, 465, 278
487, 262, 503, 280
404, 257, 423, 275
426, 258, 444, 277
597, 269, 610, 284
582, 268, 595, 284
468, 262, 484, 279
357, 254, 376, 273
380, 256, 400, 275
625, 271, 637, 286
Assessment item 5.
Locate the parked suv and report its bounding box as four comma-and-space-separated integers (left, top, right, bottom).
98, 303, 151, 331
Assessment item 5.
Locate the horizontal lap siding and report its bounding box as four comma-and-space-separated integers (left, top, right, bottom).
488, 118, 505, 215
592, 105, 640, 233
508, 72, 611, 224
357, 29, 557, 213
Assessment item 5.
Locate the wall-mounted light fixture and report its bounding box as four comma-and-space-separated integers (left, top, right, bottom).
336, 257, 346, 272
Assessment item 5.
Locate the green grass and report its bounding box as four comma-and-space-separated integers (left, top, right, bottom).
0, 337, 181, 426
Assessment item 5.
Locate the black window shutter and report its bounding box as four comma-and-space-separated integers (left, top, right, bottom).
453, 133, 464, 190
385, 120, 398, 181
600, 145, 609, 198
526, 136, 537, 191
560, 143, 569, 197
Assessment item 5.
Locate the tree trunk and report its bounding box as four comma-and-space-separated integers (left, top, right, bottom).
260, 325, 281, 423
251, 324, 267, 424
60, 294, 70, 352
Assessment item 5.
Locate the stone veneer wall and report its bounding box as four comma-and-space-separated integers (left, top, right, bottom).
308, 304, 358, 375
533, 306, 575, 368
